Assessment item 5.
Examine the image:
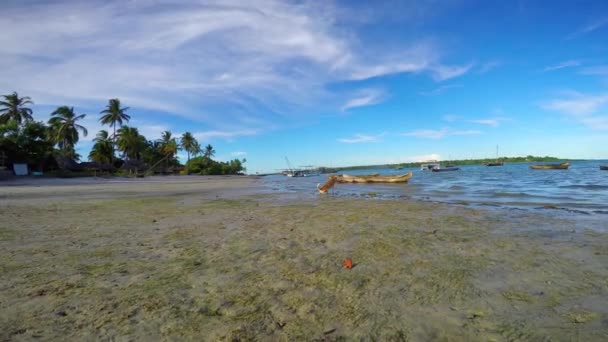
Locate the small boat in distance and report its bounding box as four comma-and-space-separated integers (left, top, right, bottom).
529, 162, 570, 170
332, 172, 413, 183
600, 165, 608, 171
420, 161, 440, 171
431, 166, 460, 172
485, 145, 504, 166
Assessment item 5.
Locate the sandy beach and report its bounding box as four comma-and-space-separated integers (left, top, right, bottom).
1, 176, 607, 341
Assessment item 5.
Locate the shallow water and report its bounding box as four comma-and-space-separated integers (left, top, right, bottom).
263, 160, 608, 219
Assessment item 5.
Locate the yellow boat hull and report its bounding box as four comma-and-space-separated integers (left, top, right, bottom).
529, 162, 569, 170
333, 172, 413, 183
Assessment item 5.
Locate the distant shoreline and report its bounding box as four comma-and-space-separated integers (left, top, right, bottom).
327, 157, 595, 172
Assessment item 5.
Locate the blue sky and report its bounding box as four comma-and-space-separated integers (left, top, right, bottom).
1, 0, 608, 173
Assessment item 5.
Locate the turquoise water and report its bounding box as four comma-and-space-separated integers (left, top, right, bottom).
263, 160, 608, 216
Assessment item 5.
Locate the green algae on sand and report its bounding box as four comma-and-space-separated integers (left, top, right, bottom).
1, 182, 607, 340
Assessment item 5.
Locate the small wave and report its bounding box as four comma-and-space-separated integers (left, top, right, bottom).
559, 184, 608, 190
492, 191, 530, 198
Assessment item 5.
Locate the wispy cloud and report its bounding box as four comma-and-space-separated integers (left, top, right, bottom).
542, 91, 608, 130
566, 17, 608, 39
0, 0, 473, 136
542, 60, 581, 72
193, 129, 258, 141
429, 63, 474, 81
468, 117, 510, 127
341, 89, 385, 111
337, 133, 383, 143
478, 60, 502, 74
580, 65, 608, 76
231, 151, 247, 157
541, 92, 608, 116
419, 84, 462, 96
402, 128, 481, 139
442, 114, 460, 122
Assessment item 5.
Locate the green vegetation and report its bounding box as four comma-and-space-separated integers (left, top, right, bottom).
186, 156, 246, 175
0, 91, 246, 176
391, 155, 563, 168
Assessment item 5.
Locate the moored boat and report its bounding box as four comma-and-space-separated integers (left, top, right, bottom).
332, 172, 413, 183
529, 162, 569, 170
420, 161, 440, 171
600, 165, 608, 171
485, 145, 504, 166
431, 166, 460, 172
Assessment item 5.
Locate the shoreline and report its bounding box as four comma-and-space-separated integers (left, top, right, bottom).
1, 177, 607, 340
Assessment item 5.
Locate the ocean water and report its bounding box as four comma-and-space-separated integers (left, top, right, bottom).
263, 160, 608, 217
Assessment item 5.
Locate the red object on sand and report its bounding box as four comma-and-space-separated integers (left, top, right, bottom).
343, 258, 353, 269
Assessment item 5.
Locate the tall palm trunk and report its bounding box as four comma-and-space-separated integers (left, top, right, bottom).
111, 123, 116, 163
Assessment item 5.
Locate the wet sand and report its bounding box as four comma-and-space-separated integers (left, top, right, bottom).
1, 176, 607, 340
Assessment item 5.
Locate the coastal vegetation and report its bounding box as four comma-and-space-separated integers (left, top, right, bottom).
391, 156, 562, 169
0, 92, 245, 176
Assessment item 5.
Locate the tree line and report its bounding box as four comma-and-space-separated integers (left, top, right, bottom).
0, 92, 245, 175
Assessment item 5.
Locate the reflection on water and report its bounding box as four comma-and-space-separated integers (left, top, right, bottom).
263, 160, 608, 217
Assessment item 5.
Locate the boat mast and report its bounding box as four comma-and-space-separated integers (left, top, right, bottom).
285, 156, 294, 173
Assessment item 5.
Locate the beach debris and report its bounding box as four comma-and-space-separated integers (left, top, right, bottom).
343, 258, 353, 269
323, 328, 337, 335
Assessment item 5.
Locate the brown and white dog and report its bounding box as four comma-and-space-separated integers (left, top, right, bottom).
317, 176, 337, 193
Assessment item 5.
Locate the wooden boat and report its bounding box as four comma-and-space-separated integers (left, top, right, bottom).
600, 165, 608, 171
431, 166, 459, 172
529, 162, 569, 170
332, 172, 413, 184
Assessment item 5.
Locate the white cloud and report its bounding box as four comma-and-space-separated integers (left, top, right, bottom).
231, 151, 247, 157
542, 60, 581, 72
337, 133, 383, 143
442, 114, 459, 122
399, 153, 441, 163
429, 63, 474, 81
478, 60, 501, 74
580, 65, 608, 76
542, 91, 608, 130
468, 117, 509, 127
541, 92, 608, 116
193, 129, 258, 142
341, 89, 384, 111
402, 128, 481, 139
566, 17, 608, 39
0, 0, 473, 135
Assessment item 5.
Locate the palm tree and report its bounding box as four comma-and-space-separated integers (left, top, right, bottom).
158, 131, 179, 167
0, 92, 34, 124
89, 130, 113, 164
162, 139, 179, 160
180, 132, 196, 164
191, 141, 202, 157
48, 106, 88, 158
204, 144, 215, 158
99, 98, 130, 160
116, 126, 142, 160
